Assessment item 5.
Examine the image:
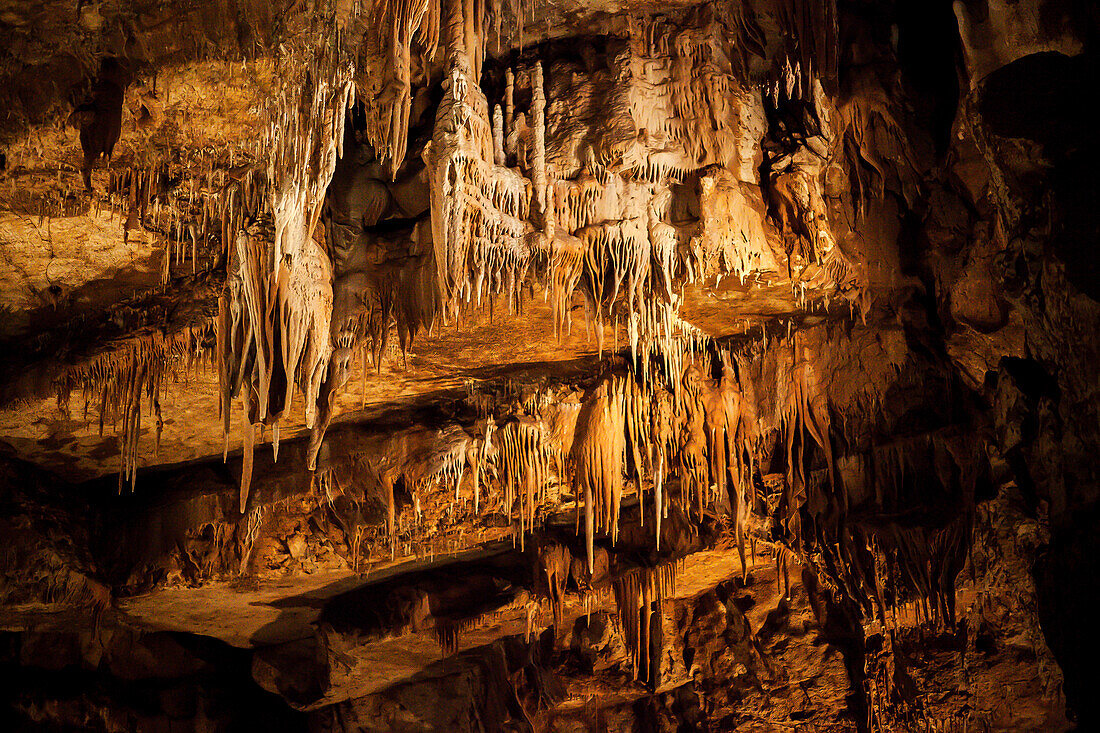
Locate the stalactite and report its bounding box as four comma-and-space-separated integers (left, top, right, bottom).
496, 418, 555, 547
572, 375, 627, 572
57, 325, 214, 491
424, 11, 531, 325
358, 0, 436, 177
611, 562, 678, 683
219, 41, 355, 511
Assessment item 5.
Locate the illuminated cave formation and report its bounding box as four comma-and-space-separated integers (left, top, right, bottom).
0, 0, 1097, 730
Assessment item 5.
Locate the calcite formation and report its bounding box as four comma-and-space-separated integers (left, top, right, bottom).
0, 0, 1095, 730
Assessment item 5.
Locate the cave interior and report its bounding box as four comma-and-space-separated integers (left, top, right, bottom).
0, 0, 1098, 730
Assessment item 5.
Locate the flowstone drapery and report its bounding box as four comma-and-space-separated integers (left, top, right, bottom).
218, 44, 355, 511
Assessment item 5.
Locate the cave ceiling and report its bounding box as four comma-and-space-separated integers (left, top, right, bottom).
0, 0, 1097, 731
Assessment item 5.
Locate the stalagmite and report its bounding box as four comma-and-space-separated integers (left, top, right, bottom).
424, 4, 530, 325
504, 67, 515, 154
531, 61, 547, 223
492, 104, 505, 166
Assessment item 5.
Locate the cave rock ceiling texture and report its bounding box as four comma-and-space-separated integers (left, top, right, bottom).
0, 0, 1097, 730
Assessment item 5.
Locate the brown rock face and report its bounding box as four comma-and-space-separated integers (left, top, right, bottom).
0, 0, 1096, 730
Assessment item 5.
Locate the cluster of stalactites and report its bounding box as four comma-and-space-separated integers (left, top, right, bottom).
534, 220, 585, 341
433, 619, 465, 657
620, 14, 743, 178
774, 331, 835, 550
801, 429, 982, 632
552, 183, 681, 359
522, 11, 860, 339
577, 217, 650, 351
666, 350, 757, 563
308, 331, 800, 590
357, 0, 439, 178
572, 375, 629, 572
545, 171, 766, 362
496, 417, 562, 548
219, 43, 356, 512
565, 323, 769, 574
426, 35, 543, 325
104, 159, 265, 283
315, 327, 854, 598
57, 325, 214, 491
412, 423, 473, 515
625, 298, 708, 393
611, 562, 679, 682
52, 149, 265, 495
421, 14, 775, 345
869, 516, 971, 632
769, 0, 839, 105
336, 413, 560, 554
262, 48, 356, 267
413, 4, 863, 368
566, 344, 750, 569
545, 181, 783, 354
540, 161, 679, 348
735, 328, 981, 628
406, 414, 565, 551
693, 169, 776, 287
352, 0, 537, 181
